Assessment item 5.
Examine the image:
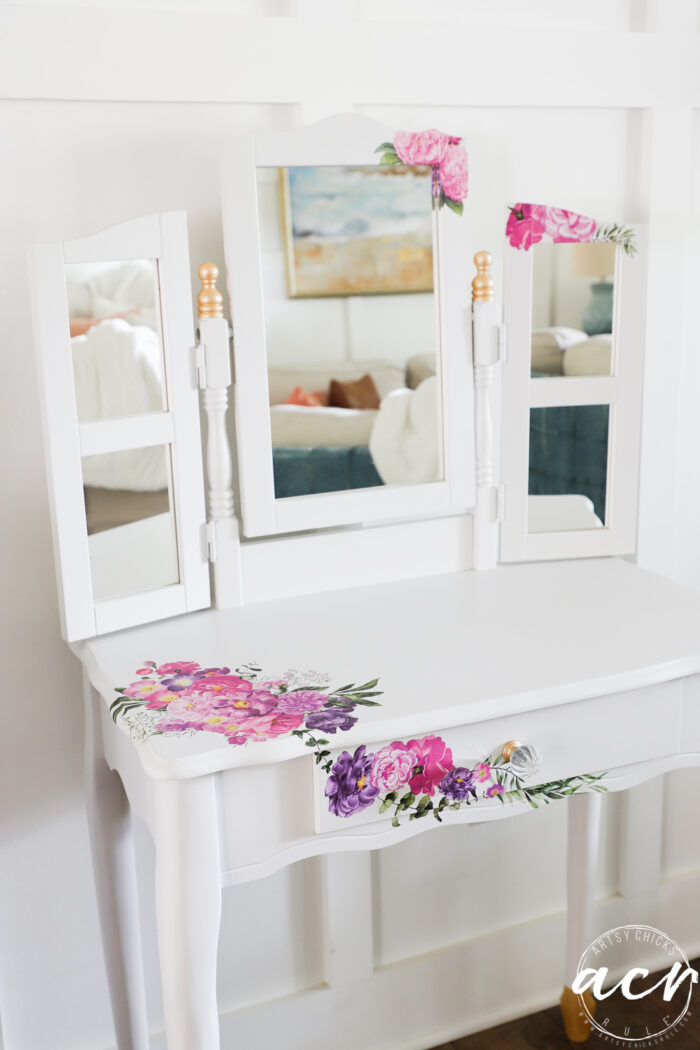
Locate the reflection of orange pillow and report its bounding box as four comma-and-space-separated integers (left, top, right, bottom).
70, 317, 100, 337
285, 386, 329, 407
329, 374, 380, 410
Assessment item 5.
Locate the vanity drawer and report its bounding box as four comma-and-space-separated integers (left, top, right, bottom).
313, 681, 683, 834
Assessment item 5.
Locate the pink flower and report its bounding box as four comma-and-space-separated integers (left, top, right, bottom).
155, 661, 201, 676
136, 667, 153, 676
506, 204, 547, 250
256, 680, 287, 692
124, 680, 168, 701
187, 674, 253, 700
486, 783, 505, 798
394, 129, 450, 166
226, 711, 304, 743
407, 735, 454, 796
474, 762, 491, 783
540, 206, 596, 243
145, 692, 179, 711
369, 743, 417, 792
276, 690, 327, 715
439, 143, 469, 202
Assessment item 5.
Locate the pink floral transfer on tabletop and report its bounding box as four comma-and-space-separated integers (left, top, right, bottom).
324, 738, 607, 827
376, 130, 469, 215
110, 660, 382, 749
506, 203, 636, 255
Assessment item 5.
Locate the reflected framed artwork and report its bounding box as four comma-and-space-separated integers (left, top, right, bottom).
278, 164, 434, 297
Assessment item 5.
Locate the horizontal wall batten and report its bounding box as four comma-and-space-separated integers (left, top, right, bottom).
2, 12, 699, 107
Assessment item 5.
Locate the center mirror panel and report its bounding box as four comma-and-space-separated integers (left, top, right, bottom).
256, 163, 442, 499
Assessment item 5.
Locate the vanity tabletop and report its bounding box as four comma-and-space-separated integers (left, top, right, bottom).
75, 557, 700, 779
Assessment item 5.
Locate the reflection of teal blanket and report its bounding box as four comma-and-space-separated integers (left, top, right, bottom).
274, 406, 609, 519
273, 446, 383, 498
529, 405, 609, 521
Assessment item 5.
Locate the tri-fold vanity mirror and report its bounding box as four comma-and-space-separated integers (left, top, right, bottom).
28, 114, 648, 643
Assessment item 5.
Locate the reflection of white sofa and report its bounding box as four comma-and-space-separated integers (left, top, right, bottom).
268, 359, 406, 450
267, 359, 405, 404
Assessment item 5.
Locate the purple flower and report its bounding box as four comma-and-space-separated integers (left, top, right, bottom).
486, 783, 505, 798
161, 672, 205, 691
276, 690, 327, 715
325, 745, 379, 817
439, 767, 477, 802
305, 709, 358, 734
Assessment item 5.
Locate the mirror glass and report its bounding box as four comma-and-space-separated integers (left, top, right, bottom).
256, 164, 442, 499
527, 405, 609, 532
531, 242, 616, 377
82, 444, 179, 600
65, 260, 166, 422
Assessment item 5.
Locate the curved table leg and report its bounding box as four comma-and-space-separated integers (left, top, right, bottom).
83, 674, 150, 1050
153, 777, 222, 1050
561, 790, 602, 1042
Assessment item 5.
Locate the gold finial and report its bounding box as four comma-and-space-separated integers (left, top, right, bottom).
197, 262, 224, 319
472, 250, 495, 303
502, 740, 521, 762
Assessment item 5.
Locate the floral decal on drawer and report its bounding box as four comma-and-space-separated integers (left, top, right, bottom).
376, 129, 469, 214
110, 659, 383, 747
323, 737, 607, 827
506, 203, 636, 255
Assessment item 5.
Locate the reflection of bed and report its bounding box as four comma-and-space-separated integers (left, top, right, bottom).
272, 447, 382, 497
528, 402, 609, 521
268, 361, 401, 497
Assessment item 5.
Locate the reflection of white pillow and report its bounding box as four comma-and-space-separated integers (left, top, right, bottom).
406, 353, 436, 389
531, 327, 588, 375
563, 335, 612, 376
268, 360, 405, 404
270, 405, 377, 448
532, 326, 588, 351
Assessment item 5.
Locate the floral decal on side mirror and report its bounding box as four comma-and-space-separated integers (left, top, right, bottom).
376, 129, 469, 215
506, 203, 636, 255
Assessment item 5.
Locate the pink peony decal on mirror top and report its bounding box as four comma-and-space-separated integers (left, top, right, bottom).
506, 203, 636, 255
376, 130, 468, 215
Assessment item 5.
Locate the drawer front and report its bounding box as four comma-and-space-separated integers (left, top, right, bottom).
313, 681, 683, 834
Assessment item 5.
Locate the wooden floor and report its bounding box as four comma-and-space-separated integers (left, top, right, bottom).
430, 958, 700, 1049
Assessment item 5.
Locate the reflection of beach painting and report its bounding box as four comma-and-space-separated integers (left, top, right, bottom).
280, 165, 434, 297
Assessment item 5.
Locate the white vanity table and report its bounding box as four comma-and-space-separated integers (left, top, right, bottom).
28, 115, 698, 1049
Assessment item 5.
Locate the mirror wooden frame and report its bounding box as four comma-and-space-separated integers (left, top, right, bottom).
500, 220, 648, 562
28, 212, 211, 641
221, 113, 475, 538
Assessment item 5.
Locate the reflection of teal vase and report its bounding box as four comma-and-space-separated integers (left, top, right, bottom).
582, 282, 614, 336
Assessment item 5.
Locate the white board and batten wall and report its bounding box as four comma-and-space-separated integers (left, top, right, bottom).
2, 3, 700, 1049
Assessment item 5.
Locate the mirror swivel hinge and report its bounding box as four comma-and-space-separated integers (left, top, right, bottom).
194, 340, 207, 390
206, 520, 217, 563
497, 323, 508, 363
496, 484, 505, 523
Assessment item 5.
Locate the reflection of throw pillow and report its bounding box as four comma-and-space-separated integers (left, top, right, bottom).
329, 374, 381, 410
285, 386, 328, 407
